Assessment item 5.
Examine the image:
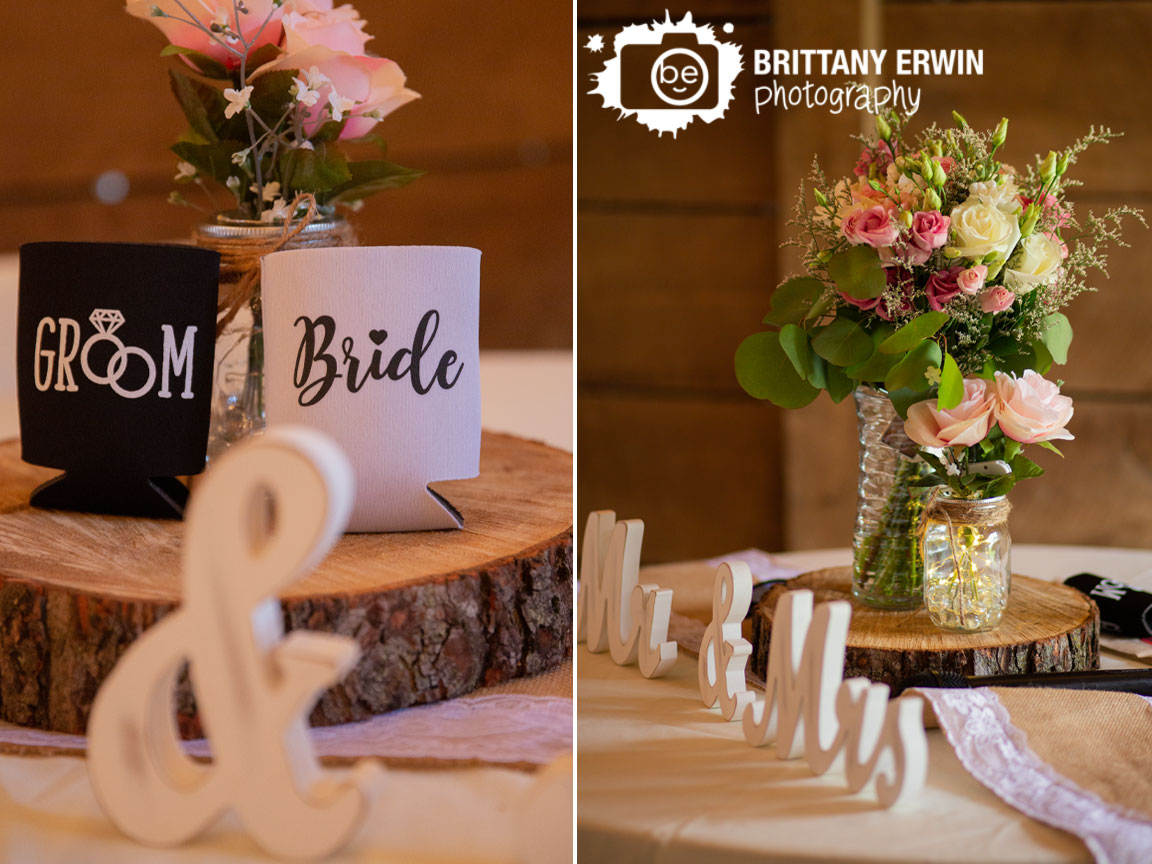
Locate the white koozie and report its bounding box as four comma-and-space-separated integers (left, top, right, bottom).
262, 245, 481, 532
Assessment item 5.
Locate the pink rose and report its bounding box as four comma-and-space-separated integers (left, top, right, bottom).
925, 265, 965, 312
283, 1, 371, 54
126, 0, 284, 71
838, 292, 881, 312
905, 378, 995, 448
909, 211, 950, 257
957, 265, 988, 295
260, 45, 419, 139
991, 371, 1074, 444
979, 286, 1016, 313
842, 205, 900, 248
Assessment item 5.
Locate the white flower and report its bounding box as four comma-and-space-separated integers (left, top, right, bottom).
230, 148, 250, 166
1003, 233, 1064, 295
223, 86, 254, 119
260, 197, 293, 223
295, 140, 315, 150
968, 178, 1020, 214
173, 161, 197, 181
949, 198, 1021, 261
327, 89, 356, 123
226, 175, 242, 197
945, 461, 962, 477
304, 65, 330, 90
924, 365, 942, 386
250, 180, 281, 202
291, 75, 321, 107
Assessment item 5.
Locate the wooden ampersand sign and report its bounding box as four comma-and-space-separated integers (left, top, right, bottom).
698, 561, 754, 721
88, 427, 383, 860
577, 510, 677, 678
741, 590, 928, 808
16, 242, 219, 517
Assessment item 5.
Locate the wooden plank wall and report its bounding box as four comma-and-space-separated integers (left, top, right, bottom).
579, 0, 1152, 560
577, 0, 784, 562
1, 1, 571, 349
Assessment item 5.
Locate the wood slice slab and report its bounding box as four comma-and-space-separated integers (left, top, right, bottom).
0, 432, 572, 736
750, 567, 1098, 689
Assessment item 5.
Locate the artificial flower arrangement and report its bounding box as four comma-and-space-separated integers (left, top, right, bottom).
735, 110, 1141, 614
127, 0, 421, 221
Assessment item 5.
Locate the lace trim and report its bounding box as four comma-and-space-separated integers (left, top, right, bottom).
922, 688, 1152, 864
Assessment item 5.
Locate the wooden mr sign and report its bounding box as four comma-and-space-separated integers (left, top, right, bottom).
17, 242, 219, 517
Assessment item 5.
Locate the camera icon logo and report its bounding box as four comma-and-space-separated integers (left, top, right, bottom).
621, 33, 719, 110
588, 13, 743, 137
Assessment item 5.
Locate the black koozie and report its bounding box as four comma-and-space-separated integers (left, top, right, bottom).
1064, 573, 1152, 638
17, 242, 220, 518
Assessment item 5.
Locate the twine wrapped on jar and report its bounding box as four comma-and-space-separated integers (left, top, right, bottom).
921, 492, 1012, 633
193, 194, 358, 459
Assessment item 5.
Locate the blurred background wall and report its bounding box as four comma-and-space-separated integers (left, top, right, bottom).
578, 0, 1152, 561
1, 1, 572, 350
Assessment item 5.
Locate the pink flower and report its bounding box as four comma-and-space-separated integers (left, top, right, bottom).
259, 45, 419, 139
838, 292, 881, 312
909, 210, 950, 257
876, 268, 915, 321
905, 378, 995, 448
283, 1, 371, 54
925, 265, 965, 312
957, 265, 987, 295
842, 205, 900, 248
991, 371, 1074, 444
126, 0, 284, 72
854, 140, 895, 177
979, 286, 1016, 313
933, 155, 957, 175
1020, 193, 1071, 229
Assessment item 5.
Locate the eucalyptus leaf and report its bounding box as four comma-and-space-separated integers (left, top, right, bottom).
879, 311, 949, 354
826, 364, 855, 403
828, 246, 885, 300
884, 339, 942, 392
887, 386, 927, 418
763, 277, 825, 326
779, 324, 813, 381
807, 354, 828, 390
735, 331, 821, 408
844, 326, 900, 382
1031, 340, 1054, 375
811, 318, 872, 367
1039, 312, 1073, 364
937, 352, 963, 410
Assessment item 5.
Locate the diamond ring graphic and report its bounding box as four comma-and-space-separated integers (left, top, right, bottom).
80, 308, 156, 399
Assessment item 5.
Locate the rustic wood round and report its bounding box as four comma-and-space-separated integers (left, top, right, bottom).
0, 433, 573, 736
750, 567, 1099, 689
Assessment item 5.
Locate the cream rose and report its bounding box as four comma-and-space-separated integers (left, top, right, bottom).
949, 198, 1021, 260
991, 371, 1074, 443
968, 178, 1020, 214
1002, 233, 1063, 295
904, 378, 995, 449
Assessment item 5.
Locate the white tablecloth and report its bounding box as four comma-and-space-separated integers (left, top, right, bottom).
578, 546, 1152, 864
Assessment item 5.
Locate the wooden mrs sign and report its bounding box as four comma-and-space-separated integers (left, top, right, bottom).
17, 242, 219, 517
88, 428, 382, 860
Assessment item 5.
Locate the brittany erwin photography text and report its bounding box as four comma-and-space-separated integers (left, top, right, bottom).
753, 49, 985, 117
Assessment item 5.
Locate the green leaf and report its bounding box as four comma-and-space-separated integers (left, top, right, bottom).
168, 69, 221, 144
1003, 439, 1023, 462
827, 246, 885, 300
281, 142, 352, 193
170, 139, 248, 185
937, 352, 963, 410
811, 318, 873, 367
887, 386, 927, 418
826, 364, 855, 403
246, 43, 283, 70
1037, 440, 1065, 457
884, 339, 942, 392
844, 327, 902, 382
879, 311, 949, 354
1031, 340, 1054, 375
1039, 312, 1073, 364
779, 324, 813, 380
328, 160, 424, 203
311, 119, 348, 144
983, 475, 1018, 497
805, 291, 836, 323
762, 277, 825, 326
161, 45, 229, 79
248, 69, 299, 128
735, 331, 821, 408
807, 354, 828, 390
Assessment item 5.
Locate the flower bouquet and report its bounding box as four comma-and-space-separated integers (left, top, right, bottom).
127, 0, 422, 454
735, 110, 1141, 616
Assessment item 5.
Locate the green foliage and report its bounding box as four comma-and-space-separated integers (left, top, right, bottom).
884, 339, 942, 392
329, 160, 424, 203
1039, 312, 1073, 364
879, 311, 949, 354
735, 332, 821, 408
937, 352, 963, 410
811, 318, 872, 366
281, 143, 352, 192
827, 246, 885, 300
779, 324, 813, 380
762, 278, 825, 326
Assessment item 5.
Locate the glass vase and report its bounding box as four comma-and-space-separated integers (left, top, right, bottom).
851, 386, 932, 609
193, 213, 355, 461
922, 495, 1012, 632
